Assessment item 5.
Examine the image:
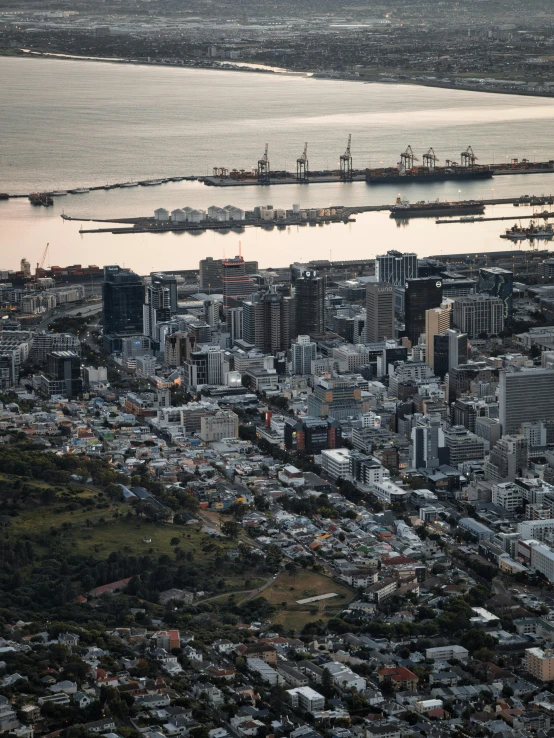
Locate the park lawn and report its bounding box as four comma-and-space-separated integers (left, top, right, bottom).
262, 569, 354, 632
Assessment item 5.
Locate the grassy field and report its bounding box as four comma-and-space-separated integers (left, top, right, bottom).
262, 569, 354, 632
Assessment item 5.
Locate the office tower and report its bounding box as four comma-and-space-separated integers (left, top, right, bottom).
243, 289, 294, 353
366, 282, 394, 342
204, 298, 220, 327
284, 416, 342, 454
222, 256, 257, 310
184, 346, 229, 387
307, 377, 369, 420
442, 426, 487, 465
102, 265, 144, 336
478, 267, 513, 320
143, 273, 178, 341
404, 277, 443, 346
499, 369, 554, 434
294, 270, 325, 336
43, 351, 82, 398
411, 415, 441, 469
291, 335, 317, 375
425, 304, 451, 371
446, 362, 494, 403
446, 328, 468, 370
376, 250, 418, 286
199, 256, 258, 292
226, 307, 244, 344
164, 332, 193, 367
484, 434, 529, 483
452, 294, 504, 338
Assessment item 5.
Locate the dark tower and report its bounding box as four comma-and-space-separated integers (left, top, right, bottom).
295, 270, 325, 336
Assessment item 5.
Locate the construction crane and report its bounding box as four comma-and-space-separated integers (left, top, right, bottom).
296, 142, 309, 183
257, 144, 270, 185
340, 134, 353, 181
422, 147, 438, 169
461, 146, 478, 168
36, 242, 49, 279
400, 145, 418, 171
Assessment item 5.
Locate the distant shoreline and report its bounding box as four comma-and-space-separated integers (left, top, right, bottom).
5, 49, 554, 99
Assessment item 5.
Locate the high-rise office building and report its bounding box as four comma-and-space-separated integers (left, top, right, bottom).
478, 267, 513, 321
446, 328, 469, 371
143, 273, 178, 341
376, 250, 418, 286
243, 289, 294, 353
42, 350, 82, 398
222, 256, 257, 310
291, 335, 317, 375
499, 369, 554, 434
164, 332, 194, 367
226, 307, 244, 344
307, 377, 369, 420
199, 256, 258, 292
484, 434, 529, 483
294, 270, 325, 336
425, 304, 451, 371
366, 282, 394, 342
404, 277, 443, 346
102, 265, 144, 336
452, 294, 504, 338
184, 346, 229, 387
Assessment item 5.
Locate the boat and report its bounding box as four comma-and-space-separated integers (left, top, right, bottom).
139, 179, 164, 186
51, 190, 68, 196
28, 192, 54, 206
501, 221, 554, 241
0, 193, 9, 200
390, 197, 485, 219
69, 187, 89, 194
367, 166, 492, 184
120, 182, 139, 187
460, 216, 477, 222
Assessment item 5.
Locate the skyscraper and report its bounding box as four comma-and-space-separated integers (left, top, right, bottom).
478, 267, 513, 321
102, 265, 144, 336
376, 250, 418, 286
446, 328, 469, 371
200, 256, 258, 292
425, 304, 451, 370
366, 282, 394, 342
294, 270, 325, 336
43, 351, 82, 398
499, 369, 554, 434
222, 256, 257, 310
452, 294, 504, 338
404, 277, 443, 346
243, 289, 294, 353
143, 273, 178, 340
291, 335, 317, 375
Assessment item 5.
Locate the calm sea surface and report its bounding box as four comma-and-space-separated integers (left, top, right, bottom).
2, 56, 554, 273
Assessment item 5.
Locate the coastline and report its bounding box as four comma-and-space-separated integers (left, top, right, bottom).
5, 49, 554, 99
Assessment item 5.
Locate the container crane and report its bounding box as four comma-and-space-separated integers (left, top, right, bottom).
400, 145, 418, 171
461, 146, 478, 169
340, 134, 353, 181
257, 144, 271, 185
422, 147, 438, 170
296, 142, 309, 183
35, 242, 49, 279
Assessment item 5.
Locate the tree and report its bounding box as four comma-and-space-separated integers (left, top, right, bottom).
221, 520, 240, 538
285, 562, 298, 578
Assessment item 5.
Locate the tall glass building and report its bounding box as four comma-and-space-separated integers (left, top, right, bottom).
478, 267, 513, 320
102, 265, 144, 336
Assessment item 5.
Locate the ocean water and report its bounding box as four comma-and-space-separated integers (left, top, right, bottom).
2, 56, 554, 273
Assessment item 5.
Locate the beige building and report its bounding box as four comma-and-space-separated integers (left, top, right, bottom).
199, 410, 239, 442
526, 647, 554, 681
425, 304, 451, 371
366, 282, 394, 342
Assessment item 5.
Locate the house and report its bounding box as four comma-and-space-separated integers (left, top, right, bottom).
213, 639, 237, 654
73, 691, 93, 709
366, 725, 402, 738
49, 679, 78, 694
377, 666, 419, 691
84, 718, 117, 733
236, 643, 278, 665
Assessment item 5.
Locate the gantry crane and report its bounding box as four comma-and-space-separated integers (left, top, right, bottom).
461, 146, 478, 169
257, 144, 270, 185
400, 145, 418, 171
36, 242, 49, 279
340, 134, 353, 181
297, 142, 309, 183
422, 147, 438, 170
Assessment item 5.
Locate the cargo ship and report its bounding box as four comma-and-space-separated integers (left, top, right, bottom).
501, 221, 554, 241
367, 166, 493, 184
390, 197, 485, 219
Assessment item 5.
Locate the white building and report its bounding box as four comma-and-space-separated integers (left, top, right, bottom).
199, 411, 239, 442
154, 208, 169, 221
321, 448, 351, 481
286, 687, 325, 712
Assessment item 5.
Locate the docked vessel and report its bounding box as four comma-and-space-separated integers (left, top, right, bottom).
501, 221, 554, 241
390, 197, 485, 219
140, 179, 164, 186
29, 192, 54, 206
367, 167, 492, 184
51, 190, 68, 196
69, 187, 90, 194
120, 182, 139, 187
